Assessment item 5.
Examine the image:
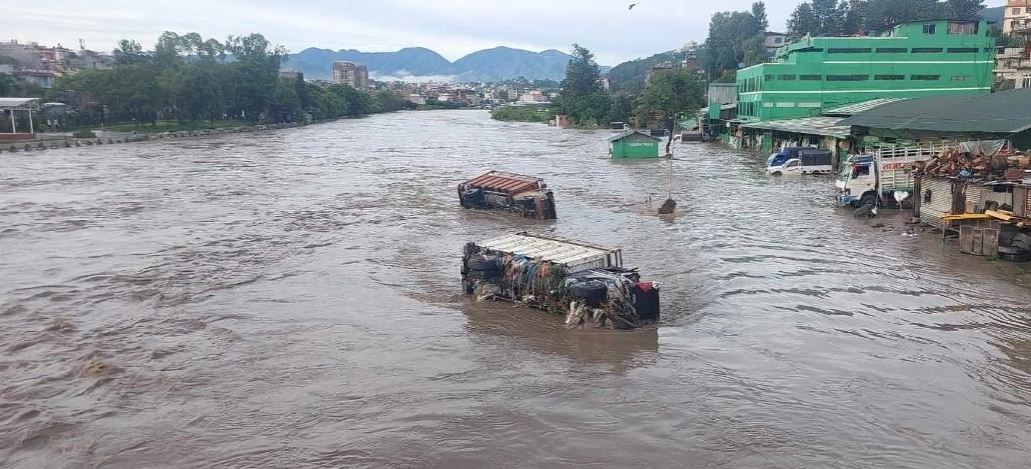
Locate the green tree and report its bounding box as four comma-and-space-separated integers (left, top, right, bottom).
48, 30, 396, 129
787, 3, 820, 37
605, 94, 636, 125
703, 10, 763, 78
557, 44, 611, 127
741, 34, 768, 66
861, 0, 943, 29
0, 73, 17, 96
944, 0, 986, 20
751, 2, 769, 31
635, 69, 705, 155
113, 40, 149, 66
375, 90, 406, 112
841, 0, 869, 35
812, 0, 844, 36
224, 33, 288, 121
787, 0, 843, 37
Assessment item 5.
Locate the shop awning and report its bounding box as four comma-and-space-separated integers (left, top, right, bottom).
740, 116, 851, 138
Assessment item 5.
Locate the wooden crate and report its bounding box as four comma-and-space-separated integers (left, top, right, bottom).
958, 221, 1001, 257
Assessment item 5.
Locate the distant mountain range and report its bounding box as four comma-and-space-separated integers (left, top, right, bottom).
285, 46, 611, 82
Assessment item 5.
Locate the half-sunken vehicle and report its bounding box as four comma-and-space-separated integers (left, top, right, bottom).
457, 171, 557, 220
461, 231, 660, 329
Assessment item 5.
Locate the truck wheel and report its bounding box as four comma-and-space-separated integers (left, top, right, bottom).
860, 193, 876, 208
770, 171, 782, 176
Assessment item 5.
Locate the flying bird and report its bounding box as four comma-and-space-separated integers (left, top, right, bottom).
629, 3, 639, 10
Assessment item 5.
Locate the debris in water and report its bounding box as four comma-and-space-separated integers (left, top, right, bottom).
50, 318, 74, 332
658, 198, 676, 214
84, 359, 111, 377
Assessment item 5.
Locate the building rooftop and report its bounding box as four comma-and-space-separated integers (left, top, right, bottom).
822, 98, 909, 116
838, 87, 1031, 134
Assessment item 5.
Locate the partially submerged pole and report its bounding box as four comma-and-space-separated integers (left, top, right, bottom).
658, 156, 676, 214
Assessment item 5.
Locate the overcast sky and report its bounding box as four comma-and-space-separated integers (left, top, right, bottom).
2, 0, 1007, 65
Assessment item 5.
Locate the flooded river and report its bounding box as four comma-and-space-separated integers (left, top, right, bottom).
3, 110, 1031, 468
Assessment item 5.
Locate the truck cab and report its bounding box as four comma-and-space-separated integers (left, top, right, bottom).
835, 148, 933, 208
766, 147, 834, 176
835, 155, 877, 207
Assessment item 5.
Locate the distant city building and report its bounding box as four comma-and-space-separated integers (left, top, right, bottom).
763, 32, 787, 58
0, 39, 114, 89
332, 61, 369, 89
1004, 0, 1031, 34
680, 41, 700, 68
645, 62, 674, 86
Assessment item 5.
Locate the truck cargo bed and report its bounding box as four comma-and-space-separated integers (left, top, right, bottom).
461, 232, 659, 329
458, 171, 558, 220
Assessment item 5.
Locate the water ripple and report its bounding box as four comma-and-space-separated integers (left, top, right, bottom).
2, 111, 1031, 468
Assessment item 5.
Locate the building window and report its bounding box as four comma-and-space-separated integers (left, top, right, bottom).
1013, 8, 1022, 15
911, 75, 940, 80
778, 74, 796, 80
800, 48, 825, 53
874, 75, 905, 80
775, 102, 796, 107
797, 102, 821, 108
800, 74, 822, 80
950, 75, 970, 81
922, 24, 936, 34
1021, 74, 1031, 88
827, 48, 873, 53
764, 75, 774, 81
912, 47, 944, 53
947, 22, 977, 35
774, 37, 783, 44
947, 47, 979, 53
826, 74, 869, 81
875, 48, 908, 53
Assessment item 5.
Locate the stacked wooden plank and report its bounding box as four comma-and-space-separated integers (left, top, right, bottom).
916, 147, 1030, 178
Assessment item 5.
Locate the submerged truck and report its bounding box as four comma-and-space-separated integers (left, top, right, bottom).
766, 147, 834, 176
461, 231, 660, 330
835, 145, 942, 208
458, 171, 557, 220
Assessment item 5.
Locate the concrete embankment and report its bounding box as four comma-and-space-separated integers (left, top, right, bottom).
0, 120, 316, 154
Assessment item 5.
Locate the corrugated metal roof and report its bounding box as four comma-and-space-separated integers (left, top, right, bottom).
606, 130, 662, 142
476, 232, 621, 270
839, 88, 1031, 134
463, 171, 542, 195
823, 98, 908, 116
0, 97, 41, 110
741, 116, 851, 138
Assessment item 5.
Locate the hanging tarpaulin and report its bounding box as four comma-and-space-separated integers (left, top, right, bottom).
959, 140, 1007, 157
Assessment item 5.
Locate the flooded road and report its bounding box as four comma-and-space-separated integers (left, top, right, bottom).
2, 110, 1031, 468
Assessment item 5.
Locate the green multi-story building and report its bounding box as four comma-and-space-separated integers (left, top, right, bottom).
735, 19, 994, 122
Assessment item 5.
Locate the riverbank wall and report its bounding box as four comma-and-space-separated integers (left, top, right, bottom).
0, 116, 370, 154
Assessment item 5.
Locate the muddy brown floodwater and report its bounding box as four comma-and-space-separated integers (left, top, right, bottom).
3, 110, 1031, 469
